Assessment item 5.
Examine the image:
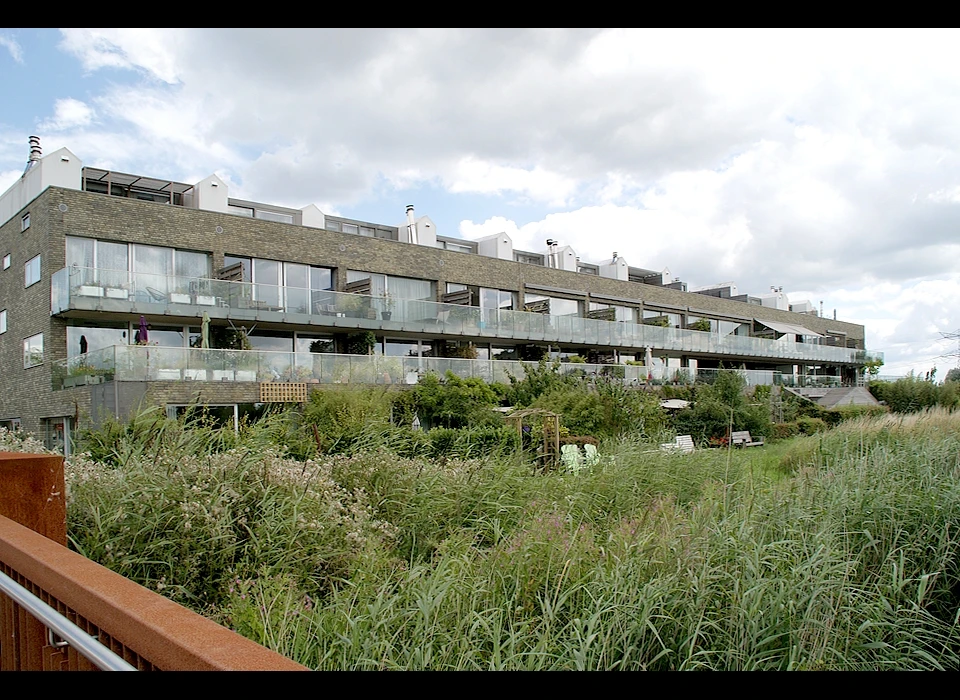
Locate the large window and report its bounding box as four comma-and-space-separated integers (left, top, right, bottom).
24, 255, 40, 287
67, 237, 210, 297
67, 321, 129, 359
589, 302, 634, 323
346, 271, 435, 301
226, 256, 334, 314
23, 333, 43, 368
524, 294, 580, 316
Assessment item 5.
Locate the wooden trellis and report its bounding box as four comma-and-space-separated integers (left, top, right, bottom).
506, 408, 561, 469
259, 382, 307, 403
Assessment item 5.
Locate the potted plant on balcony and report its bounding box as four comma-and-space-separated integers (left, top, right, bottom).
381, 292, 395, 320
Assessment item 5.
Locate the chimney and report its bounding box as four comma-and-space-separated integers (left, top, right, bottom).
23, 136, 42, 175
405, 205, 418, 244
545, 239, 558, 268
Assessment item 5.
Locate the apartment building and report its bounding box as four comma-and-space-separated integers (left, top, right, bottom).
0, 140, 880, 450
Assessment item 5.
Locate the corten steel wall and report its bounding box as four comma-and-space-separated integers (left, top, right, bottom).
0, 452, 308, 671
2, 186, 868, 433
0, 452, 66, 546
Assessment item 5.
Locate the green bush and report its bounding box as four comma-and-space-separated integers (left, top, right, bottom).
796, 416, 828, 435
413, 371, 501, 429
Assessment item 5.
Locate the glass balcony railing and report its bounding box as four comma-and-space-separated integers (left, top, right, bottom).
50, 266, 881, 366
51, 346, 857, 392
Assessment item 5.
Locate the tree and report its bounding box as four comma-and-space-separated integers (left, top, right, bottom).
863, 356, 884, 378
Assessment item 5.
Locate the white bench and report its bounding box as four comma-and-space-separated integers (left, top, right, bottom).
660, 434, 695, 454
731, 430, 764, 447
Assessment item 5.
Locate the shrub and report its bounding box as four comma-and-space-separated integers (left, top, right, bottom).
413, 371, 501, 429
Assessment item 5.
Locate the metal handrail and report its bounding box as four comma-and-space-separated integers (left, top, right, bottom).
0, 570, 138, 671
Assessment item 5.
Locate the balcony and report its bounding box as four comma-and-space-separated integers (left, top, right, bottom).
51, 267, 880, 366
51, 347, 859, 392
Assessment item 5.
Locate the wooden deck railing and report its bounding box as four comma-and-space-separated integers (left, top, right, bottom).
0, 452, 307, 671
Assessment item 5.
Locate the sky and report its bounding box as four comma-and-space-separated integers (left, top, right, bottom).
1, 28, 959, 378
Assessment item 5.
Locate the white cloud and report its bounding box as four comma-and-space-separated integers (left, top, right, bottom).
0, 35, 23, 63
38, 98, 95, 131
446, 157, 578, 206
58, 28, 184, 83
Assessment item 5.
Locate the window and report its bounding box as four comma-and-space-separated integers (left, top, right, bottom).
24, 255, 40, 287
228, 204, 254, 217
2, 254, 9, 270
341, 223, 359, 235
21, 213, 30, 231
23, 333, 43, 368
0, 309, 6, 334
255, 210, 294, 224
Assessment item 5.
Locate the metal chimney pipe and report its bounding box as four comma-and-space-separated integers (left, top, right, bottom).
405, 205, 418, 245
23, 136, 42, 176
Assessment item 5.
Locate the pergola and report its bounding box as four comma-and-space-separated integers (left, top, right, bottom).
505, 408, 561, 468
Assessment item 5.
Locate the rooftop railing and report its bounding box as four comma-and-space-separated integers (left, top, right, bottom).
51, 266, 879, 366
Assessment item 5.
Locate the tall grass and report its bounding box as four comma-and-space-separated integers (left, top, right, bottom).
17, 408, 960, 668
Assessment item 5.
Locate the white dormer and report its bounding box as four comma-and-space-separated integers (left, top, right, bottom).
300, 204, 325, 230
187, 174, 229, 213
599, 253, 629, 281
478, 232, 513, 261
0, 146, 83, 227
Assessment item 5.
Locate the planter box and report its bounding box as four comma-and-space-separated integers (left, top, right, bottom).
183, 369, 208, 380
157, 369, 181, 380
105, 288, 129, 300
170, 293, 191, 304
62, 374, 106, 389
77, 285, 104, 297
235, 370, 257, 382
212, 370, 235, 381
195, 295, 217, 306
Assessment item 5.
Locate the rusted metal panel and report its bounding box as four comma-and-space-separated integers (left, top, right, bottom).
0, 514, 307, 671
0, 452, 67, 546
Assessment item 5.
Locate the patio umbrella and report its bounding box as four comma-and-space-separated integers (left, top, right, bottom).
201, 312, 210, 349
138, 315, 149, 345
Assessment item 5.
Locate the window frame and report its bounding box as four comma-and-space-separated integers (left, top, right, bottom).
2, 254, 10, 270
0, 309, 6, 334
24, 254, 41, 288
21, 212, 30, 231
23, 333, 43, 368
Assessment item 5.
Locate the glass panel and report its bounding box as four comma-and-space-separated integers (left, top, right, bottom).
224, 255, 252, 282
387, 275, 432, 301
23, 333, 43, 368
98, 241, 129, 289
175, 250, 211, 279
296, 335, 335, 354
254, 259, 281, 308
248, 331, 294, 352
284, 262, 309, 314
386, 339, 420, 357
310, 267, 333, 291
25, 255, 41, 287
256, 210, 294, 224
67, 323, 129, 359
134, 245, 173, 297
342, 223, 359, 235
